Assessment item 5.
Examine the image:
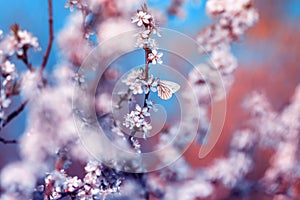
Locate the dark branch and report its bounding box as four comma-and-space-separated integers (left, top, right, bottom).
143, 48, 151, 107
19, 49, 34, 71
0, 137, 18, 144
1, 100, 28, 130
40, 0, 54, 73
56, 184, 86, 200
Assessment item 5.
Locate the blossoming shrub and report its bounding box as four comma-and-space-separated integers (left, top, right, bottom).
0, 1, 298, 200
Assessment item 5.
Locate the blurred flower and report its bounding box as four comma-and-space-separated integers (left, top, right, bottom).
96, 93, 112, 113
0, 162, 37, 193
57, 13, 92, 65
210, 45, 237, 74
0, 90, 11, 109
65, 0, 80, 12
207, 152, 253, 187
2, 60, 17, 76
97, 18, 135, 42
20, 70, 42, 99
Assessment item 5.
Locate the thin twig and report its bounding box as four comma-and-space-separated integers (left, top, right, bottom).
143, 48, 151, 107
0, 137, 18, 144
144, 47, 151, 81
40, 0, 54, 73
143, 92, 150, 107
1, 100, 28, 130
56, 184, 86, 199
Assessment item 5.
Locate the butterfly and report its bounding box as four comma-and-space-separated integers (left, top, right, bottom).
157, 80, 180, 100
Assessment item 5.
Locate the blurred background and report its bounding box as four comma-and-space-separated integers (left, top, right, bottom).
0, 0, 300, 198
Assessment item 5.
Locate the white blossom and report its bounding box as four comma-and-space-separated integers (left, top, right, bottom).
64, 0, 80, 11
141, 75, 158, 94
20, 70, 42, 98
124, 104, 152, 137
210, 45, 237, 74
148, 49, 163, 64
16, 30, 40, 55
0, 27, 40, 57
131, 11, 152, 26
2, 60, 16, 75
122, 68, 145, 95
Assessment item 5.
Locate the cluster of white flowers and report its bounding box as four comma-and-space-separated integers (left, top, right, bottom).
0, 28, 27, 121
0, 91, 11, 120
124, 104, 152, 138
122, 68, 144, 95
57, 13, 93, 66
197, 0, 258, 75
203, 0, 259, 47
121, 64, 178, 138
120, 4, 172, 139
243, 86, 300, 197
62, 0, 141, 64
39, 160, 124, 200
132, 4, 163, 65
242, 91, 285, 147
0, 24, 40, 57
81, 161, 123, 195
44, 170, 82, 199
0, 26, 41, 122
207, 151, 253, 187
122, 68, 159, 95
148, 49, 163, 65
132, 10, 152, 27
0, 64, 93, 198
151, 127, 257, 199
0, 55, 17, 119
64, 0, 87, 12
173, 83, 300, 198
206, 0, 258, 36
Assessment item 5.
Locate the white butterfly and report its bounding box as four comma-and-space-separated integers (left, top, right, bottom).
157, 80, 180, 100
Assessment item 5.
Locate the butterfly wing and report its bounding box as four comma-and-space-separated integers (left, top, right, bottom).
157, 83, 172, 100
159, 80, 180, 93
157, 80, 180, 100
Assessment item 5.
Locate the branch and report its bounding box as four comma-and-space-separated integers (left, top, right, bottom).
19, 49, 34, 71
144, 47, 151, 81
11, 24, 33, 71
143, 48, 151, 107
40, 0, 54, 73
56, 184, 86, 200
0, 137, 18, 144
1, 100, 28, 131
